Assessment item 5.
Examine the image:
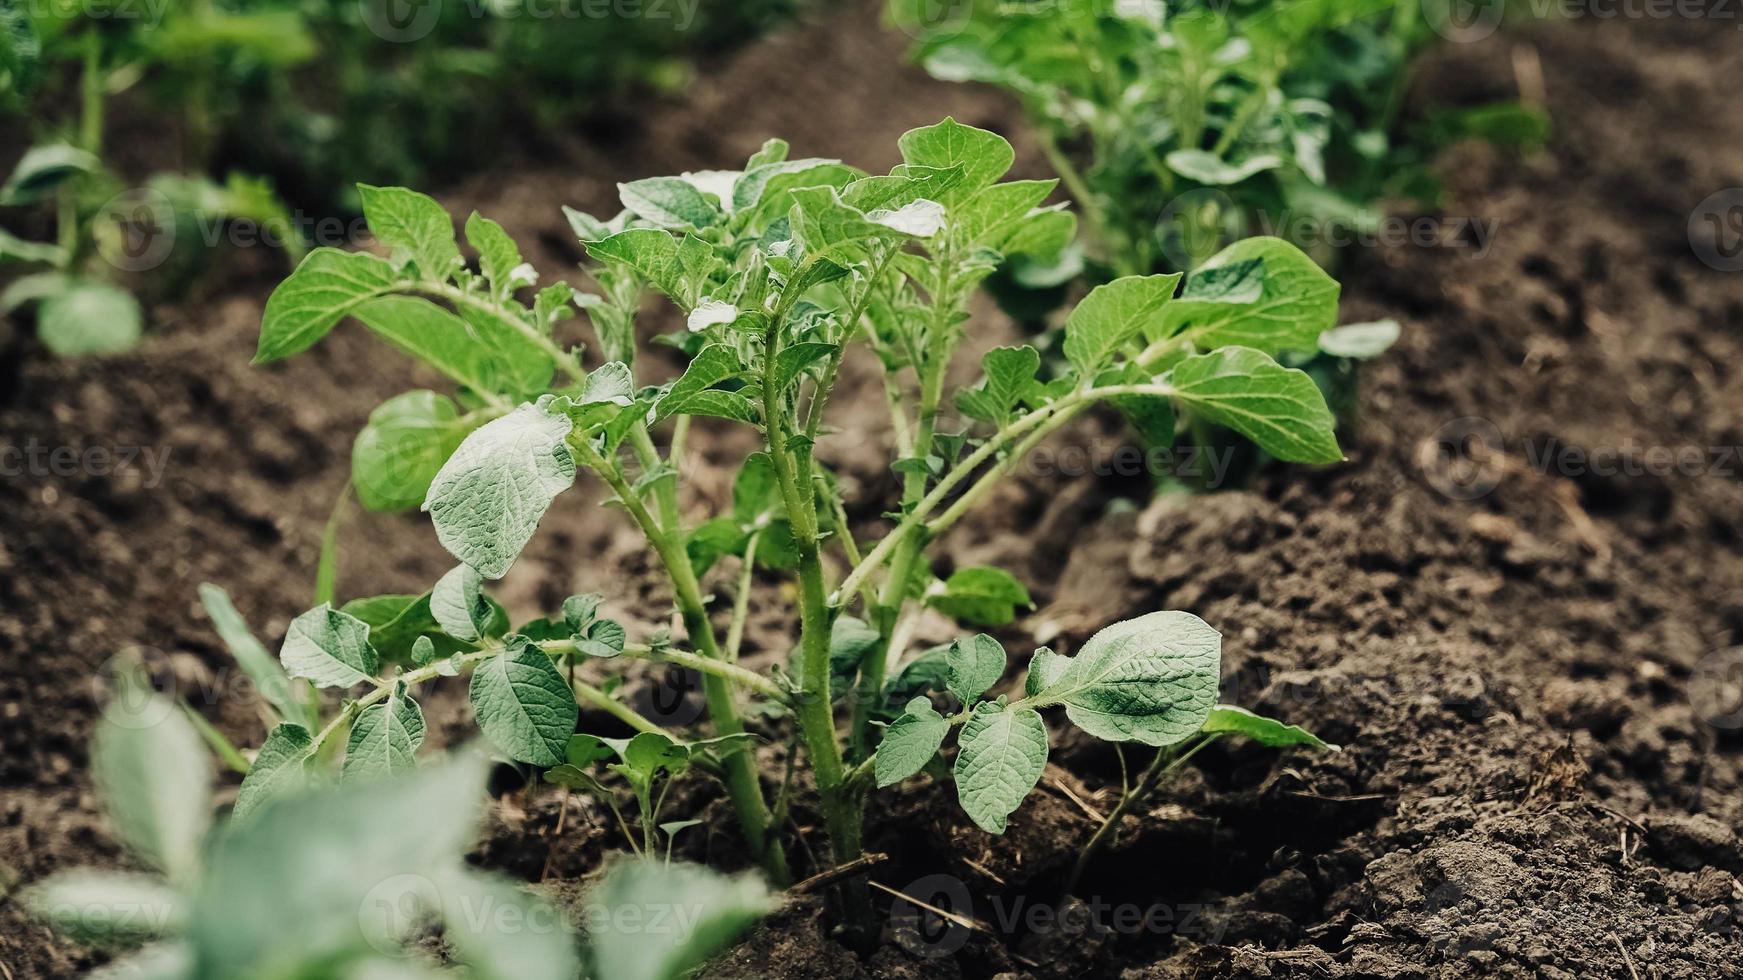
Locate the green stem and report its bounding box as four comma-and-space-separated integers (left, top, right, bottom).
572, 438, 788, 882
724, 530, 761, 663
80, 32, 103, 155
1063, 734, 1220, 895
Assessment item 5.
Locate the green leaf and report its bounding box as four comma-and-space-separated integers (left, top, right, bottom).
874, 696, 949, 787
22, 871, 185, 944
1165, 149, 1284, 185
1165, 346, 1342, 463
353, 295, 553, 396
897, 118, 1014, 202
344, 680, 426, 781
0, 143, 97, 206
351, 390, 474, 512
619, 176, 724, 230
342, 592, 506, 665
422, 400, 576, 579
789, 187, 922, 262
1062, 273, 1182, 375
771, 341, 838, 394
255, 248, 401, 362
945, 634, 1006, 703
928, 566, 1033, 628
279, 604, 380, 689
464, 212, 531, 302
233, 722, 315, 822
954, 701, 1049, 834
92, 663, 211, 880
357, 184, 461, 281
469, 636, 578, 766
198, 584, 314, 730
1034, 610, 1221, 747
585, 228, 701, 307
1161, 238, 1339, 354
1024, 648, 1067, 697
37, 279, 141, 357
657, 344, 746, 421
956, 345, 1040, 425
1202, 705, 1336, 749
1318, 319, 1400, 360
587, 861, 774, 980
951, 179, 1055, 248
431, 563, 489, 643
189, 755, 490, 976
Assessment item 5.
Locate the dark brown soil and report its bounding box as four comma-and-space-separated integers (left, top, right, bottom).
5, 3, 1743, 979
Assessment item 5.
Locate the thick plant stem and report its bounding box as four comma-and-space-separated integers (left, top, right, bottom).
575, 438, 789, 883
1063, 735, 1220, 896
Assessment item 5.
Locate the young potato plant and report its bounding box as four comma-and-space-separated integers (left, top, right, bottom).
893, 0, 1546, 484
23, 661, 771, 979
0, 4, 304, 355
243, 120, 1338, 908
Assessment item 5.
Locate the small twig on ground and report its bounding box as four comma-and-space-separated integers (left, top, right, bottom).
791, 852, 890, 895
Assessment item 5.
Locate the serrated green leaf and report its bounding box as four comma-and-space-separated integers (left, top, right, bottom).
1063, 273, 1183, 375
1318, 319, 1400, 359
771, 341, 838, 394
358, 184, 461, 281
351, 296, 550, 397
951, 179, 1055, 248
37, 279, 141, 357
1166, 346, 1341, 463
954, 701, 1048, 834
422, 400, 576, 579
345, 681, 426, 781
430, 563, 489, 643
22, 871, 185, 944
342, 592, 506, 665
464, 212, 530, 302
1202, 705, 1336, 749
946, 633, 1006, 703
587, 861, 774, 980
875, 696, 949, 787
469, 636, 578, 766
956, 345, 1041, 425
657, 343, 745, 421
585, 228, 702, 307
789, 186, 921, 263
351, 390, 475, 512
92, 665, 210, 880
929, 567, 1033, 628
898, 118, 1014, 203
619, 176, 724, 230
1036, 610, 1221, 747
199, 584, 314, 730
255, 248, 402, 362
232, 723, 315, 822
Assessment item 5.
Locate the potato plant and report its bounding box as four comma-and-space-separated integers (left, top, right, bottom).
224, 120, 1335, 920
0, 3, 304, 355
23, 661, 771, 979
